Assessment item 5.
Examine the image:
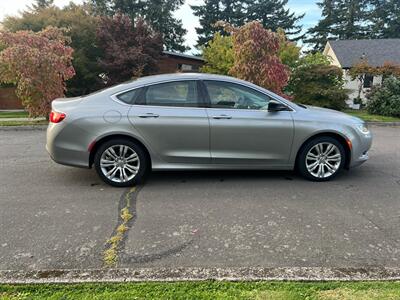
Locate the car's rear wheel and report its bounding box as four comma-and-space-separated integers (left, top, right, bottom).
94, 139, 148, 187
297, 136, 346, 181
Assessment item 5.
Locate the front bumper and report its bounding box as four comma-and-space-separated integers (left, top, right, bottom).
349, 130, 373, 168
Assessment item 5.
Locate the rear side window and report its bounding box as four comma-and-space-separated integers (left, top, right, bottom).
144, 81, 198, 107
116, 89, 140, 104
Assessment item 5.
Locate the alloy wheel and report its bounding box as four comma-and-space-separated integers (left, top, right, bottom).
100, 145, 140, 183
305, 142, 342, 178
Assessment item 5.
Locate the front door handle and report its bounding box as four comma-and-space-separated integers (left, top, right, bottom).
138, 113, 159, 118
212, 114, 232, 119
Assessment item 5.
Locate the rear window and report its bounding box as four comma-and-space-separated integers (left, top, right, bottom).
116, 89, 140, 104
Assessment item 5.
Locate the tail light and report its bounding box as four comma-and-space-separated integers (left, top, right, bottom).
49, 111, 66, 123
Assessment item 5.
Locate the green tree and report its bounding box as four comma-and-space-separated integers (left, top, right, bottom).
247, 0, 304, 40
306, 0, 337, 51
288, 53, 347, 110
277, 28, 301, 70
89, 0, 187, 52
201, 33, 234, 75
306, 0, 370, 51
2, 4, 103, 96
0, 27, 75, 116
192, 0, 303, 48
368, 0, 400, 38
192, 0, 246, 47
32, 0, 54, 10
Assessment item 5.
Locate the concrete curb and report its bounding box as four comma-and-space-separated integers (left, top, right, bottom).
1, 267, 400, 283
367, 121, 400, 126
0, 125, 47, 131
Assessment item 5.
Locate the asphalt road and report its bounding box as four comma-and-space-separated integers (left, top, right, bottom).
0, 126, 399, 272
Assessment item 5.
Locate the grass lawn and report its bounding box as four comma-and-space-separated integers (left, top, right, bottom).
0, 111, 29, 118
0, 120, 48, 126
344, 110, 400, 122
1, 281, 400, 299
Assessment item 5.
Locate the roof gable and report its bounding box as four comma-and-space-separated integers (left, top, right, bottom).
327, 39, 400, 68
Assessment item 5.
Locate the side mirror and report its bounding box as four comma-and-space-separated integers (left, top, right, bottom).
268, 101, 290, 112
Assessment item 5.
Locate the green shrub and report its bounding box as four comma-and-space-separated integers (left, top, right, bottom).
367, 76, 400, 117
288, 64, 347, 110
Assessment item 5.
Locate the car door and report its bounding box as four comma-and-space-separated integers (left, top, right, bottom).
127, 80, 210, 164
202, 80, 294, 166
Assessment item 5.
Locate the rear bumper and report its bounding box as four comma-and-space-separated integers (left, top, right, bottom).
46, 122, 91, 168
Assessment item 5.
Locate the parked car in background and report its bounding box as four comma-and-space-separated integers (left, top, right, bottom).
46, 73, 372, 187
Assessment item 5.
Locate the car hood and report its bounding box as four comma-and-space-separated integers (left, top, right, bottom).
303, 105, 364, 124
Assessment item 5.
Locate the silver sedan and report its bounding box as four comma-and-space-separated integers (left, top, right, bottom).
46, 73, 372, 187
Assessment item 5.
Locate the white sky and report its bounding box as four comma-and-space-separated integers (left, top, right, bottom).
0, 0, 320, 53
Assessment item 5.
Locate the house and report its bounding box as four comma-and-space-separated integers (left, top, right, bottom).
323, 39, 400, 108
0, 86, 23, 110
157, 51, 204, 74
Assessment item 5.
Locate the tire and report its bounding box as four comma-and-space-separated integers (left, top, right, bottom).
94, 138, 148, 187
297, 136, 346, 181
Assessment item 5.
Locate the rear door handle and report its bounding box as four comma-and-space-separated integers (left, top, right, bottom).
212, 114, 232, 119
138, 113, 159, 118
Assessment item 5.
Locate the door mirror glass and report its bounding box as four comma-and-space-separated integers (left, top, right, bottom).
267, 101, 290, 112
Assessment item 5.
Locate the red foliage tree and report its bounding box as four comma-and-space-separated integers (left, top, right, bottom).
96, 14, 163, 86
0, 27, 75, 116
226, 21, 290, 96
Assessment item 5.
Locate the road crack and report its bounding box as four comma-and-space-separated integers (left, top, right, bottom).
103, 185, 142, 266
103, 181, 199, 267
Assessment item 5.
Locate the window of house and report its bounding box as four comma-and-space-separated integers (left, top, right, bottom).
144, 81, 199, 107
204, 81, 272, 110
363, 74, 374, 88
177, 63, 200, 72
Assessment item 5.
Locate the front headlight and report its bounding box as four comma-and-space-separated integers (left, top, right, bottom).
356, 123, 370, 134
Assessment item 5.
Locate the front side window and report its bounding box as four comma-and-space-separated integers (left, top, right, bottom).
204, 80, 271, 110
144, 80, 198, 107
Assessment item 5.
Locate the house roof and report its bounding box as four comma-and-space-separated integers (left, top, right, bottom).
162, 51, 204, 62
326, 39, 400, 68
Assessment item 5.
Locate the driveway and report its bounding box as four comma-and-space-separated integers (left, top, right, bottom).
0, 126, 399, 275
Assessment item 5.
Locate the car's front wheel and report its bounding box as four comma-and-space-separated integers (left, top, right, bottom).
94, 139, 148, 187
297, 136, 346, 181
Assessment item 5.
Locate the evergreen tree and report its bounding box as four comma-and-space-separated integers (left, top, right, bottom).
305, 0, 337, 51
191, 0, 245, 47
368, 0, 400, 38
89, 0, 187, 52
32, 0, 54, 10
335, 0, 369, 39
247, 0, 304, 40
192, 0, 303, 48
306, 0, 369, 51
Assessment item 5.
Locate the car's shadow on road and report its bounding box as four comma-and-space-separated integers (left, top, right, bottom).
150, 169, 298, 182
60, 165, 368, 188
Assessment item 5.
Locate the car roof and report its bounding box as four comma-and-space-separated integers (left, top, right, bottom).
107, 73, 263, 94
